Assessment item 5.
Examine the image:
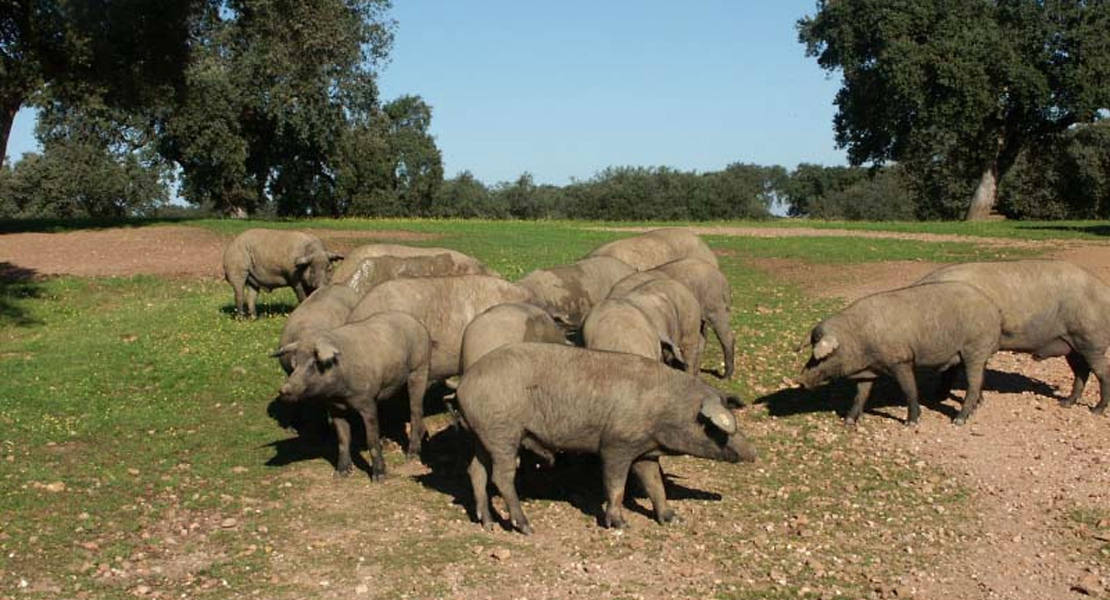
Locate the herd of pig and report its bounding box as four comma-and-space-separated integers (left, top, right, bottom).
222, 227, 1110, 534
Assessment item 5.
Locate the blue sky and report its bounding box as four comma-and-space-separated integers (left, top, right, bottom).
7, 1, 846, 185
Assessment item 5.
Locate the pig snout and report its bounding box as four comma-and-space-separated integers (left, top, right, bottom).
277, 379, 305, 402
729, 434, 758, 463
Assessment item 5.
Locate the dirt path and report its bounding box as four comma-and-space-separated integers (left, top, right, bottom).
0, 225, 439, 279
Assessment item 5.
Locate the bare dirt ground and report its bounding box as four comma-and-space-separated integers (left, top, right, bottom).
6, 223, 1110, 599
0, 225, 438, 279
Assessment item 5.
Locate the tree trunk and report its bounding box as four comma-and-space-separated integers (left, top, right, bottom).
0, 98, 22, 170
965, 161, 1000, 221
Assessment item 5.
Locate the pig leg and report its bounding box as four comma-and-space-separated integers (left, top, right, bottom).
467, 445, 494, 530
245, 285, 259, 319
353, 399, 386, 481
844, 380, 874, 426
405, 366, 429, 459
890, 363, 921, 425
631, 458, 675, 524
330, 407, 354, 477
953, 356, 989, 425
489, 448, 532, 534
707, 309, 736, 379
1080, 347, 1110, 415
1060, 352, 1090, 408
293, 282, 308, 303
228, 274, 247, 318
600, 451, 635, 529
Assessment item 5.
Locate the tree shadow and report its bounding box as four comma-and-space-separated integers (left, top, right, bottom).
1017, 224, 1110, 238
413, 427, 724, 531
0, 262, 43, 327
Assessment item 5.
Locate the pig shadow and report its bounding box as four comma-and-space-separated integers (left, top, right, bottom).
219, 300, 298, 320
263, 384, 455, 476
760, 367, 1060, 424
413, 427, 724, 532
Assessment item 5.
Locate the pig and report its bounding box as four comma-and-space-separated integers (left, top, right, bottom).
516, 257, 635, 327
652, 258, 736, 379
798, 282, 1002, 426
276, 285, 359, 374
459, 303, 569, 372
222, 229, 343, 318
272, 311, 431, 479
346, 275, 535, 382
600, 276, 705, 375
332, 243, 498, 283
340, 254, 492, 297
917, 259, 1110, 413
587, 228, 719, 271
457, 342, 757, 533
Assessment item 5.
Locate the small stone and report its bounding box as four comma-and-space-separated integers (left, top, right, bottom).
230, 466, 248, 474
127, 468, 140, 476
490, 548, 511, 561
134, 584, 151, 596
43, 481, 66, 493
220, 518, 237, 529
80, 541, 99, 551
1075, 573, 1104, 596
355, 584, 369, 595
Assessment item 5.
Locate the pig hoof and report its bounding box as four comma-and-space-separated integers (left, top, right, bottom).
1091, 405, 1107, 416
659, 509, 679, 524
334, 467, 352, 479
842, 417, 859, 428
405, 450, 421, 462
1059, 397, 1077, 408
370, 469, 386, 482
517, 523, 535, 535
605, 516, 628, 530
952, 416, 967, 426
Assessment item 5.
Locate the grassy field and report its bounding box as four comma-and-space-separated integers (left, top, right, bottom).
0, 218, 1068, 599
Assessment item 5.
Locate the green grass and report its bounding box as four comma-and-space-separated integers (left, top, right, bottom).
0, 219, 1013, 599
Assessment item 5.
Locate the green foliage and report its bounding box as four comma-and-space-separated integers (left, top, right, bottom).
157, 0, 401, 217
799, 0, 1110, 217
428, 170, 505, 218
565, 164, 779, 221
781, 164, 916, 221
0, 103, 170, 218
0, 0, 200, 166
1000, 121, 1110, 219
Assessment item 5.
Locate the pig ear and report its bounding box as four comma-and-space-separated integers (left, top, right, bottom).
294, 254, 312, 268
813, 335, 839, 360
314, 340, 341, 367
699, 396, 737, 434
327, 251, 344, 262
270, 342, 298, 358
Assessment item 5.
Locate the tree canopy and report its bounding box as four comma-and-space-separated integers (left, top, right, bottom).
799, 0, 1110, 219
